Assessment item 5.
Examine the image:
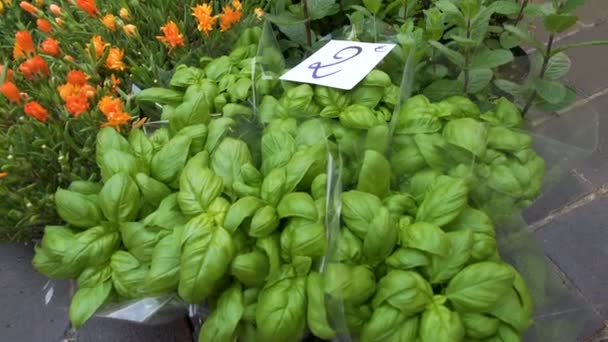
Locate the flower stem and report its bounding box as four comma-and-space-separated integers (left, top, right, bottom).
522, 34, 555, 116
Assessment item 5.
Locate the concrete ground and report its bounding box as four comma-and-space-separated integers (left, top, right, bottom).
2, 1, 608, 341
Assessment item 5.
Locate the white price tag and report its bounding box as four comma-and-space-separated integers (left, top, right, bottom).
280, 40, 396, 90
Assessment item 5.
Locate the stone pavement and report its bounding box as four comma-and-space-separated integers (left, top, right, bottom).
2, 2, 608, 341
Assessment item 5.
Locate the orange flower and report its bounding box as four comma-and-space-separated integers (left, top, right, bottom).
0, 172, 8, 179
219, 0, 242, 32
37, 18, 53, 33
19, 1, 37, 15
19, 56, 49, 79
66, 94, 89, 117
0, 65, 13, 83
100, 14, 116, 31
119, 7, 129, 20
24, 101, 49, 122
98, 96, 131, 130
80, 84, 96, 99
67, 70, 88, 86
105, 47, 125, 71
156, 21, 184, 50
40, 37, 60, 56
55, 17, 64, 27
1, 82, 21, 104
97, 95, 122, 115
76, 0, 97, 16
57, 83, 76, 101
109, 74, 121, 94
192, 3, 217, 35
123, 24, 137, 37
87, 35, 108, 60
49, 4, 62, 15
64, 55, 76, 62
13, 30, 36, 59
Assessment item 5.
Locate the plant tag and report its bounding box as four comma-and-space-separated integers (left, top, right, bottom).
280, 40, 396, 90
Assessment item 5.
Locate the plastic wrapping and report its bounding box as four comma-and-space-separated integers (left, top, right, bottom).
37, 19, 604, 342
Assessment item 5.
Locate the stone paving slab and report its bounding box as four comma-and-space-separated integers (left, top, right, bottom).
534, 195, 608, 318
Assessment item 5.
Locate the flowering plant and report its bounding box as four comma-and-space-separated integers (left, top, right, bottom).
0, 0, 263, 240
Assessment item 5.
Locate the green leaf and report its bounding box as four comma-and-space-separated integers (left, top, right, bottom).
211, 138, 252, 195
146, 232, 181, 294
487, 269, 533, 332
307, 272, 336, 339
178, 163, 223, 217
362, 207, 397, 265
261, 131, 295, 175
426, 230, 474, 284
136, 87, 184, 105
256, 267, 307, 342
471, 49, 514, 69
416, 175, 468, 227
429, 41, 465, 66
360, 305, 408, 342
224, 196, 265, 233
264, 12, 307, 26
535, 85, 578, 112
69, 281, 112, 328
459, 68, 494, 93
96, 127, 131, 167
445, 207, 495, 236
340, 104, 382, 129
372, 270, 433, 314
341, 191, 383, 239
54, 189, 102, 228
446, 261, 515, 311
178, 215, 235, 303
357, 150, 391, 199
135, 173, 172, 208
419, 303, 465, 342
493, 79, 532, 98
170, 65, 205, 88
552, 40, 608, 55
461, 313, 500, 339
281, 218, 327, 260
401, 222, 451, 256
150, 135, 192, 185
99, 173, 140, 223
386, 248, 430, 270
324, 263, 376, 305
561, 0, 591, 13
443, 118, 488, 157
499, 31, 520, 49
110, 251, 147, 298
543, 52, 571, 80
423, 79, 462, 101
277, 192, 318, 221
100, 149, 140, 182
205, 118, 235, 153
310, 0, 340, 19
198, 284, 244, 342
489, 1, 520, 15
362, 0, 382, 14
119, 222, 160, 262
128, 129, 154, 166
177, 124, 208, 155
544, 14, 578, 33
504, 25, 544, 51
534, 78, 567, 104
231, 250, 269, 287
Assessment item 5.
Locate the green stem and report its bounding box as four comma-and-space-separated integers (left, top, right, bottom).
463, 18, 472, 93
522, 34, 555, 116
514, 0, 529, 26
302, 0, 312, 48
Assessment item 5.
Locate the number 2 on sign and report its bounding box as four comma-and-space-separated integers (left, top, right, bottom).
308, 45, 388, 79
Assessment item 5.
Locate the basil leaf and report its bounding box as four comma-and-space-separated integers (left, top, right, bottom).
363, 207, 397, 265
211, 137, 252, 195
111, 251, 148, 298
178, 215, 235, 303
324, 263, 376, 305
386, 248, 430, 270
416, 175, 468, 227
446, 261, 515, 312
277, 192, 318, 221
135, 173, 172, 208
128, 128, 154, 166
372, 270, 433, 315
280, 218, 327, 261
401, 222, 451, 256
54, 188, 102, 228
357, 150, 391, 198
198, 284, 244, 342
69, 281, 112, 328
426, 230, 474, 284
99, 173, 141, 223
150, 135, 192, 185
119, 222, 161, 262
306, 272, 336, 340
443, 118, 488, 157
63, 225, 120, 270
224, 196, 265, 233
360, 305, 408, 342
461, 312, 500, 339
230, 250, 269, 287
178, 160, 223, 216
419, 303, 465, 342
146, 232, 181, 294
261, 131, 295, 175
341, 191, 383, 239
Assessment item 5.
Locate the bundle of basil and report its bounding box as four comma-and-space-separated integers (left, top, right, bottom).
31, 38, 544, 340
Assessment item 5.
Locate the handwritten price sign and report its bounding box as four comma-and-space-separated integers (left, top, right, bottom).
280, 40, 396, 90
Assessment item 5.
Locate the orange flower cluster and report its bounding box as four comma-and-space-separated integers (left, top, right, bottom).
57, 70, 96, 117
13, 30, 36, 60
19, 56, 49, 79
24, 101, 49, 122
19, 1, 39, 15
87, 35, 108, 60
100, 14, 117, 31
0, 65, 21, 104
191, 1, 243, 35
98, 96, 131, 130
36, 18, 53, 33
219, 0, 242, 32
76, 0, 97, 17
192, 3, 217, 36
156, 21, 184, 51
40, 37, 60, 56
